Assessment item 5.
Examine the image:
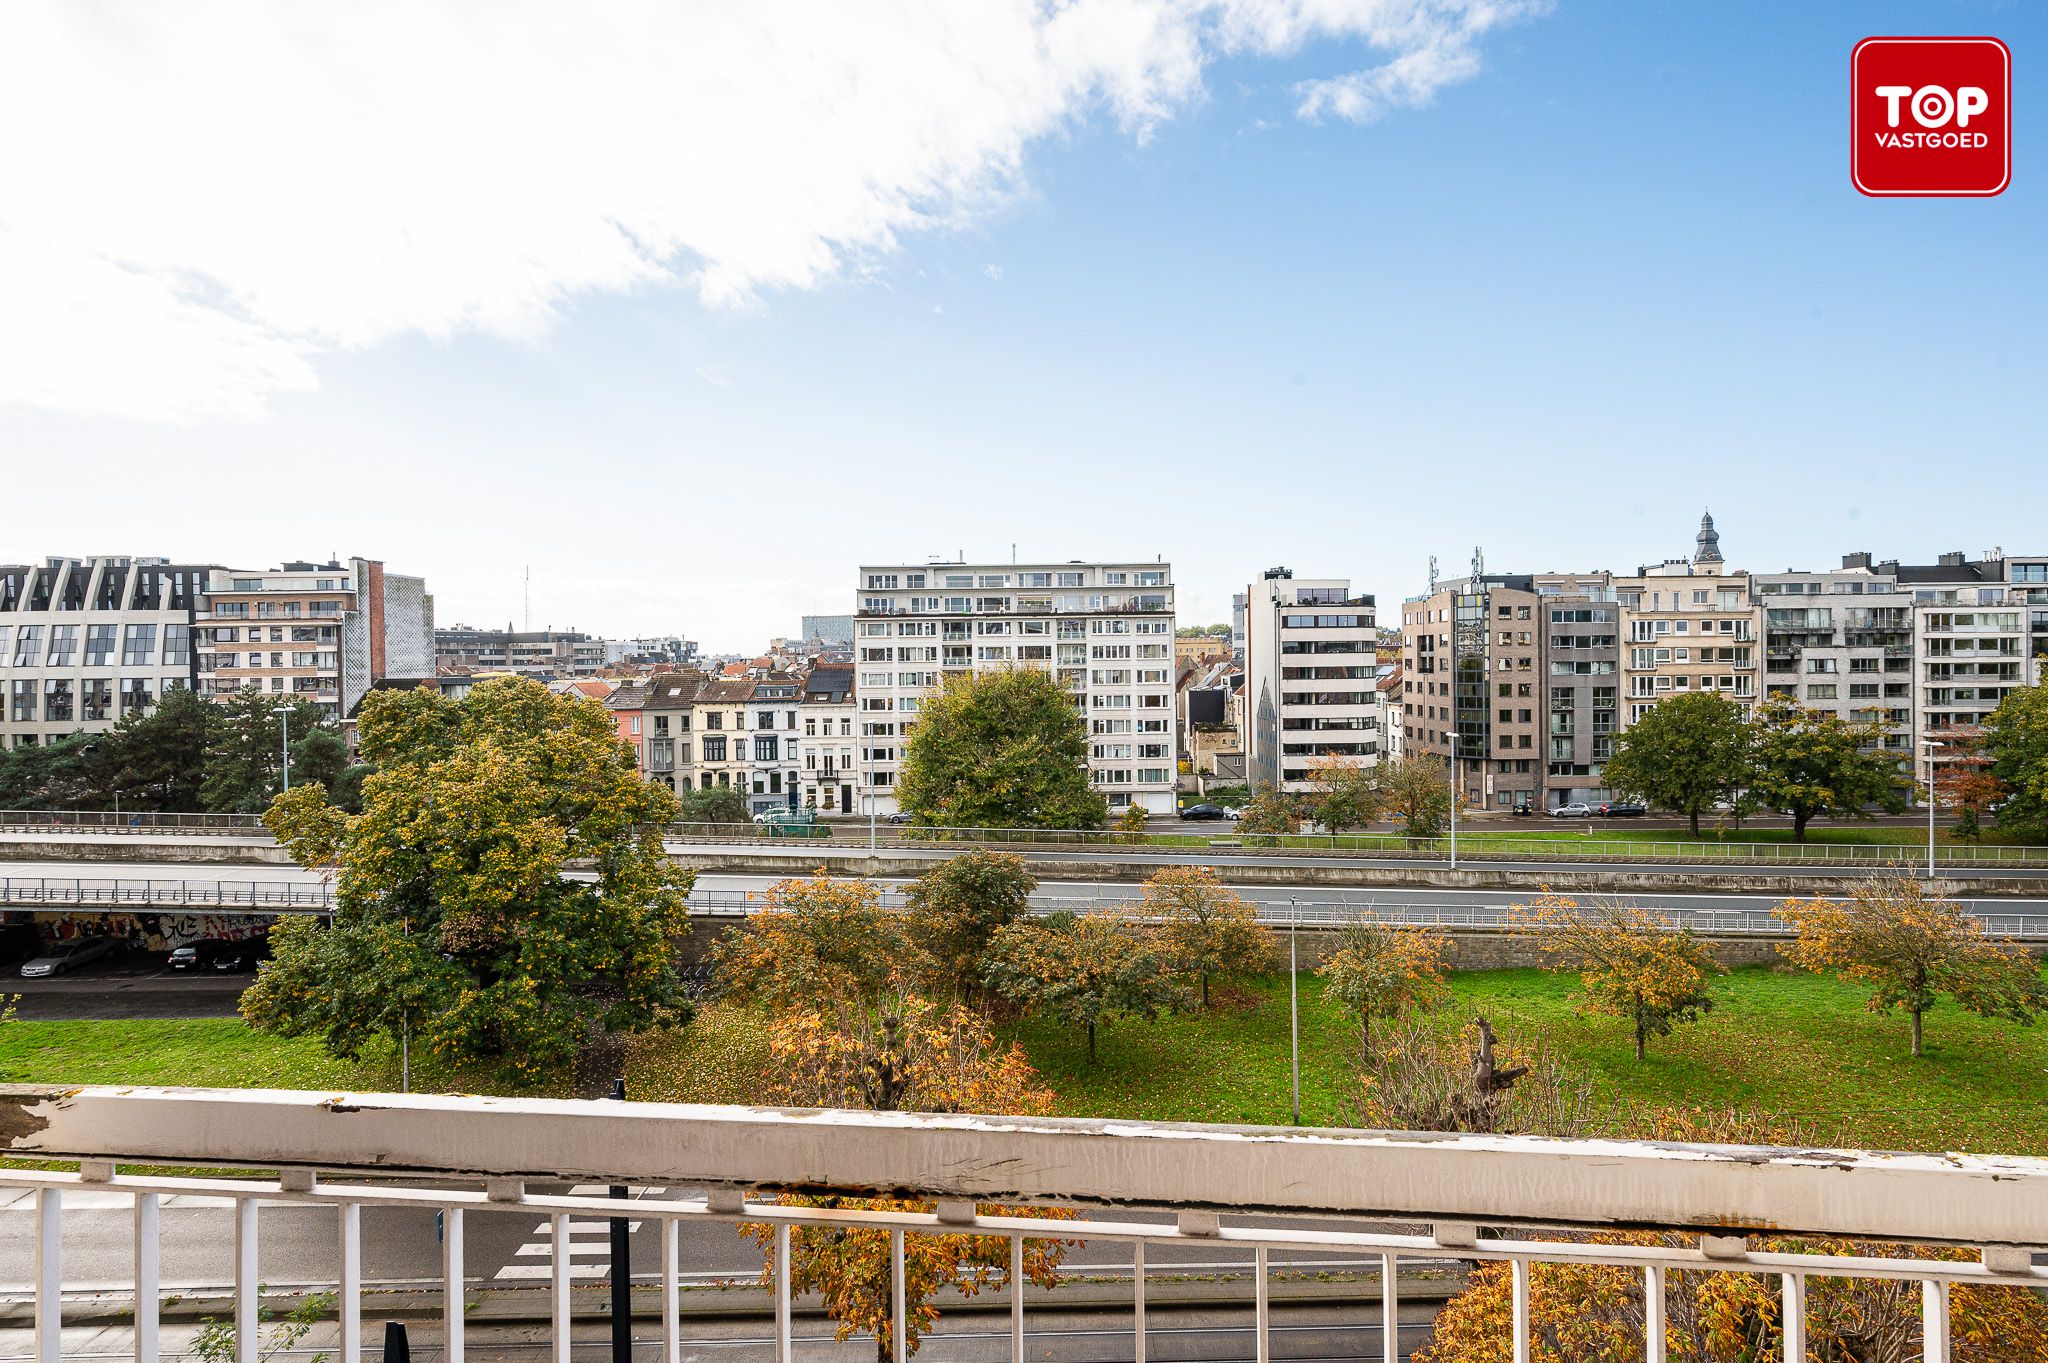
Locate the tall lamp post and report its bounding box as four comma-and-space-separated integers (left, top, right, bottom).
1922, 737, 1945, 879
1287, 898, 1300, 1126
1446, 732, 1459, 870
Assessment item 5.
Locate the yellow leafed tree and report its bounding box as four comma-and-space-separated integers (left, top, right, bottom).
1512, 891, 1724, 1060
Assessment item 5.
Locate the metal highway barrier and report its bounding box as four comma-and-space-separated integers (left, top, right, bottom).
661, 820, 2048, 869
0, 810, 264, 837
0, 876, 333, 910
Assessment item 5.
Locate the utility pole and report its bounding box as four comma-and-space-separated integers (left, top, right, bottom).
1447, 732, 1459, 870
281, 710, 291, 792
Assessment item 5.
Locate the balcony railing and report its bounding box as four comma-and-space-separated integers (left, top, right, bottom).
2, 1086, 2043, 1363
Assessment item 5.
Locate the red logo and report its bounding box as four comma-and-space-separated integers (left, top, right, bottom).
1853, 37, 2010, 197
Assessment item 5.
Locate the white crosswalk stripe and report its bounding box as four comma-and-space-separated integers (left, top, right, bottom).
492, 1184, 649, 1282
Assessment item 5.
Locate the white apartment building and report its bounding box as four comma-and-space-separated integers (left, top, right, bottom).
855, 561, 1178, 814
745, 676, 803, 816
1241, 568, 1379, 792
0, 557, 211, 749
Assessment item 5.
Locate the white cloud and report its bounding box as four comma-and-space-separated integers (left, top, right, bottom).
983, 264, 1006, 282
0, 0, 1539, 421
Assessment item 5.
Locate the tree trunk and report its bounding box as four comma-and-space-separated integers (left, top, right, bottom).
1360, 1015, 1371, 1064
1634, 1017, 1647, 1061
1086, 1020, 1097, 1064
1201, 972, 1210, 1010
1911, 1008, 1923, 1058
1689, 808, 1701, 838
1792, 810, 1811, 844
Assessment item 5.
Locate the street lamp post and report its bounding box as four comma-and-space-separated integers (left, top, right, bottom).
1287, 897, 1300, 1126
1447, 732, 1459, 870
1922, 738, 1945, 879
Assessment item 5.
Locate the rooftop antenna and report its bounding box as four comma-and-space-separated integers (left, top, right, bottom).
1428, 555, 1439, 592
523, 566, 530, 631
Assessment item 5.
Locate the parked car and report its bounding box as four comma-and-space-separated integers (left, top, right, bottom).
19, 937, 114, 978
882, 811, 914, 825
1600, 802, 1648, 818
212, 937, 272, 973
1550, 802, 1593, 818
168, 940, 234, 971
1179, 803, 1230, 821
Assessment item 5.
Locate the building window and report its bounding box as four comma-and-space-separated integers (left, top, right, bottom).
122, 624, 157, 666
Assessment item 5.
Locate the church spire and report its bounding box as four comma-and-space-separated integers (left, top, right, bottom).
1694, 510, 1723, 565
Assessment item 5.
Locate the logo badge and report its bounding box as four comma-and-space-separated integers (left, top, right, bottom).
1853, 37, 2010, 197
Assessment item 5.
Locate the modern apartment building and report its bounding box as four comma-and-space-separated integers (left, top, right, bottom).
855, 560, 1178, 813
0, 556, 212, 749
1755, 555, 1916, 762
1242, 568, 1379, 792
435, 625, 607, 677
1399, 574, 1544, 813
197, 559, 432, 720
1532, 572, 1622, 810
1900, 551, 2031, 733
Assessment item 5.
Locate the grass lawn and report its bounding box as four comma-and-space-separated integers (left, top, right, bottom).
5, 968, 2045, 1155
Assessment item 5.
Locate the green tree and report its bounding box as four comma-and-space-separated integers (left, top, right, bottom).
982, 909, 1187, 1062
1601, 691, 1749, 836
1380, 758, 1454, 838
895, 669, 1106, 830
244, 677, 692, 1087
1235, 785, 1296, 835
1984, 683, 2048, 840
102, 686, 214, 811
677, 783, 751, 825
1780, 875, 2047, 1057
1745, 694, 1904, 842
902, 852, 1037, 1002
0, 734, 95, 810
1305, 754, 1384, 833
200, 688, 337, 814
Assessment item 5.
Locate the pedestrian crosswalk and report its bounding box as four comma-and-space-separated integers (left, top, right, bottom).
492, 1183, 646, 1281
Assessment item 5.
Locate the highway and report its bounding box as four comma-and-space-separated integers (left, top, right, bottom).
6, 858, 2048, 933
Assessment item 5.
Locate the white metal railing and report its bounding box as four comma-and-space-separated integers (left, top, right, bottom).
0, 877, 332, 911
661, 820, 2048, 869
0, 811, 264, 837
2, 1087, 2042, 1363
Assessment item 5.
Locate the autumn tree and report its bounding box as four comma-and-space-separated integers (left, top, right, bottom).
1514, 892, 1724, 1060
1378, 758, 1454, 838
902, 852, 1036, 1002
1600, 691, 1750, 836
246, 677, 692, 1086
1142, 865, 1275, 1008
1983, 682, 2048, 840
1316, 917, 1450, 1058
1235, 785, 1296, 835
1745, 693, 1904, 842
1925, 725, 2003, 842
982, 909, 1188, 1062
1778, 875, 2046, 1057
1305, 753, 1383, 833
895, 668, 1106, 830
1113, 802, 1149, 842
712, 874, 905, 1012
748, 994, 1075, 1360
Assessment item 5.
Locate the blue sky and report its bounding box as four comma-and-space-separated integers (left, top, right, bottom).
3, 1, 2040, 649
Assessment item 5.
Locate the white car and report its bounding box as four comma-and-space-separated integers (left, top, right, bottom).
1550, 802, 1594, 818
19, 937, 114, 978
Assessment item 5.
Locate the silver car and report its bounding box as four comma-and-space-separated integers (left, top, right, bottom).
18, 937, 114, 978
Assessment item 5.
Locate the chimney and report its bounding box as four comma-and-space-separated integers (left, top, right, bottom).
1841, 552, 1872, 570
1938, 551, 1967, 568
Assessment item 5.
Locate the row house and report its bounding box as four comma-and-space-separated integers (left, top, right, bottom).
799, 665, 859, 814
611, 673, 812, 815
